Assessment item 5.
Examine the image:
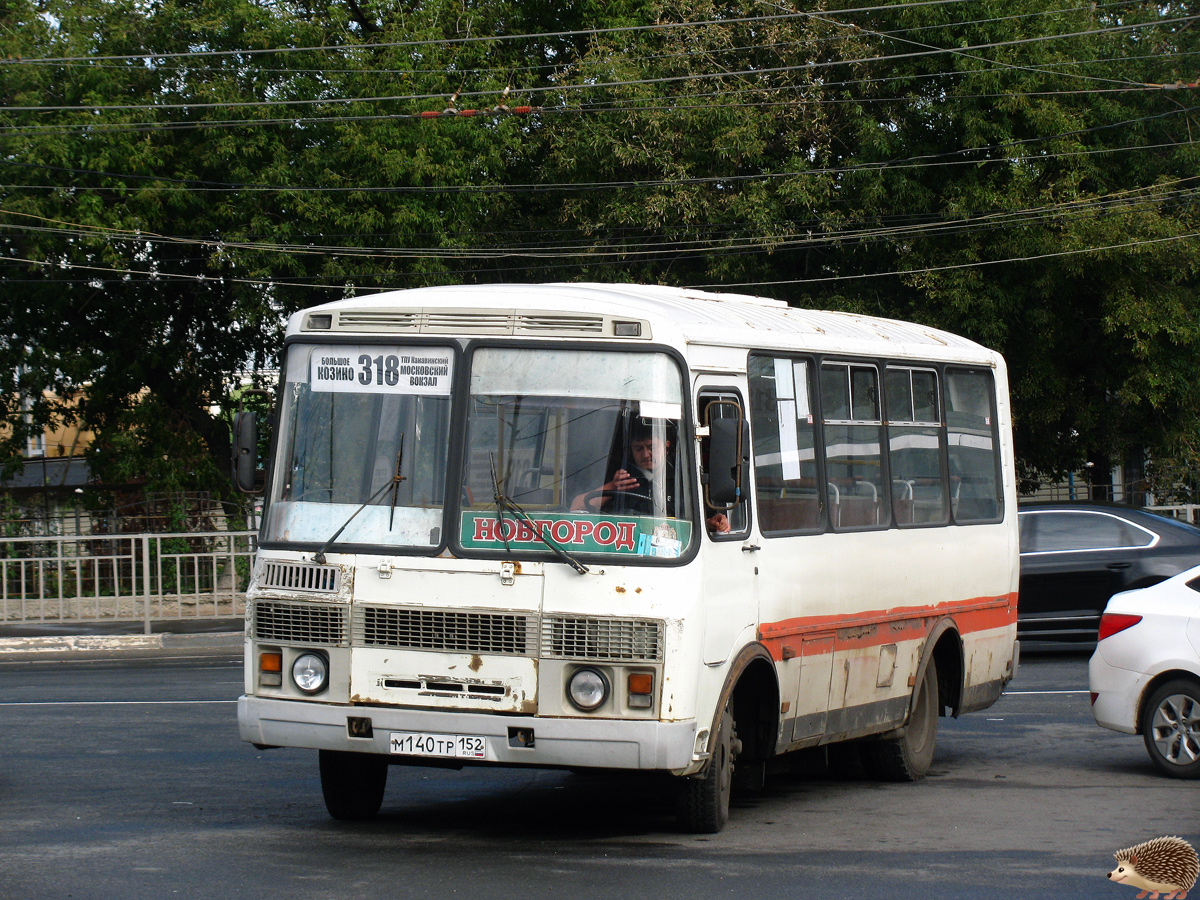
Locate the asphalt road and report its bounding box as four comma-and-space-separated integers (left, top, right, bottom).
0, 648, 1195, 900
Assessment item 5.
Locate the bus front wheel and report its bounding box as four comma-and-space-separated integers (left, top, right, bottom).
677, 701, 737, 833
319, 749, 388, 820
866, 657, 938, 781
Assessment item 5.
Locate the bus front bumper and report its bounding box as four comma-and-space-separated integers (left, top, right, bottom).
238, 695, 701, 773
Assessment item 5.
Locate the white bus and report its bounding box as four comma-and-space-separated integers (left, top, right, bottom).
237, 283, 1020, 832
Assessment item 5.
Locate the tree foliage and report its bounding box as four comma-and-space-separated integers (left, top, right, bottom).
1, 0, 1198, 494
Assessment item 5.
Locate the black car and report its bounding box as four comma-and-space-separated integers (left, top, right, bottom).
1018, 503, 1200, 641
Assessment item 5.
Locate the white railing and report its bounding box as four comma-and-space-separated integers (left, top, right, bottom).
1146, 504, 1200, 525
0, 531, 256, 632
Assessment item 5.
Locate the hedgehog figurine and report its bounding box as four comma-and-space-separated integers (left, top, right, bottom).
1108, 837, 1199, 900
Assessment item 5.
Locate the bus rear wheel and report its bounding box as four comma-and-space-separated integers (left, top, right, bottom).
677, 702, 737, 833
319, 749, 389, 820
866, 657, 938, 781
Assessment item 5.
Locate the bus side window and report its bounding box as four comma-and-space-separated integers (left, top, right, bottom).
886, 367, 949, 526
945, 368, 1003, 523
698, 392, 749, 537
747, 355, 824, 534
821, 362, 886, 530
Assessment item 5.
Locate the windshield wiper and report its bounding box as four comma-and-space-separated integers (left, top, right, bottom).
313, 448, 405, 565
490, 455, 589, 575
388, 433, 406, 530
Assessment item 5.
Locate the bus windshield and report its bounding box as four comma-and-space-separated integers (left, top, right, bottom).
459, 347, 695, 560
262, 343, 695, 559
263, 343, 455, 549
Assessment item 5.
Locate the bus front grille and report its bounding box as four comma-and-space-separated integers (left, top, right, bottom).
258, 561, 341, 594
253, 600, 349, 646
541, 616, 663, 662
355, 606, 536, 656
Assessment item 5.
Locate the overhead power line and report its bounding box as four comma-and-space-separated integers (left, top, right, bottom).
697, 231, 1200, 289
6, 14, 1194, 115
0, 0, 1064, 66
2, 105, 1195, 197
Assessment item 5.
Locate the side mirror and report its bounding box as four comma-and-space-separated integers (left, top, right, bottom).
233, 410, 259, 494
706, 402, 748, 508
232, 389, 272, 494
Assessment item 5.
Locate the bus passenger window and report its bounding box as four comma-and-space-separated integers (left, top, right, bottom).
886, 367, 949, 526
821, 363, 886, 530
748, 355, 823, 534
945, 368, 1002, 523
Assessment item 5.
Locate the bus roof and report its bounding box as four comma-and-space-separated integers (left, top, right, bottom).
291, 283, 998, 364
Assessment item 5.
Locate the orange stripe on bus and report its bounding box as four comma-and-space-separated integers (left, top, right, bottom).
757, 593, 1017, 659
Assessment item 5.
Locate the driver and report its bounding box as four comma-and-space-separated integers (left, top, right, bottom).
571, 419, 673, 516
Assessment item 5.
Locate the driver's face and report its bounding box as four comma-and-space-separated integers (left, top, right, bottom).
631, 437, 667, 472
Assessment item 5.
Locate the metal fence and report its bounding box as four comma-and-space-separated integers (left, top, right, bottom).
0, 531, 256, 632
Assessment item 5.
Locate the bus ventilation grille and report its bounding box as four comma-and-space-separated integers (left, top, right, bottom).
333, 310, 606, 336
258, 561, 341, 594
355, 606, 536, 656
541, 616, 663, 662
252, 600, 349, 647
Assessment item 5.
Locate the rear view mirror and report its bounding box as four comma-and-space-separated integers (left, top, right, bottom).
232, 389, 272, 494
706, 402, 748, 507
233, 410, 258, 493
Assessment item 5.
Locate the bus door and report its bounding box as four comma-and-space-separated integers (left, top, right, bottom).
697, 389, 758, 665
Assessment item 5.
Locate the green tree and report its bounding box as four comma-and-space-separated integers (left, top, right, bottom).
2, 0, 1198, 495
533, 0, 1200, 484
809, 1, 1200, 486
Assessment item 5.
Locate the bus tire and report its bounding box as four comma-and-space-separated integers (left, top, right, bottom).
319, 749, 388, 820
677, 701, 736, 833
866, 657, 938, 782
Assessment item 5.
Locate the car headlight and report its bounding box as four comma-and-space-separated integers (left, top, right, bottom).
292, 652, 329, 694
567, 667, 609, 711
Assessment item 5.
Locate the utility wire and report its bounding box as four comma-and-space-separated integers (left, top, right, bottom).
5, 226, 1197, 293
695, 230, 1200, 290
4, 14, 1193, 114
2, 106, 1195, 196
0, 0, 1080, 65
2, 177, 1195, 264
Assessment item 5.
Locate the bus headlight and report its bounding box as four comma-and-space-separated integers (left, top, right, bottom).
292, 652, 329, 694
566, 667, 609, 712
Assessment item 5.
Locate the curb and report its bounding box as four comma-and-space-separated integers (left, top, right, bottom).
0, 631, 243, 660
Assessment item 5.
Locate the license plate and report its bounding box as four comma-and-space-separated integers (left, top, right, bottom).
389, 731, 487, 760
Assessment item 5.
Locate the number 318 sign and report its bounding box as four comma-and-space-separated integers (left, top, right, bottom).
308, 346, 454, 396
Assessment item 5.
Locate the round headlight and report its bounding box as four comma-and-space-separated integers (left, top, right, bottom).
292, 652, 329, 694
567, 667, 609, 711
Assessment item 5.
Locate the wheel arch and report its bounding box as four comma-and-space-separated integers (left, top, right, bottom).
921, 618, 964, 719
706, 642, 781, 764
1135, 669, 1200, 735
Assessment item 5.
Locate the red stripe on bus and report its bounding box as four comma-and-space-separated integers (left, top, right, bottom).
757, 593, 1017, 660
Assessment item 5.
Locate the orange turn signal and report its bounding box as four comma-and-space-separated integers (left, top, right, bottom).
259, 651, 283, 673
627, 673, 654, 695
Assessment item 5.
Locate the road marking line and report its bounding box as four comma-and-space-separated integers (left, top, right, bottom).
0, 699, 237, 706
1003, 690, 1089, 695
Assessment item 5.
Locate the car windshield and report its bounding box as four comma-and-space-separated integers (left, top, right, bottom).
459, 347, 694, 560
262, 343, 455, 549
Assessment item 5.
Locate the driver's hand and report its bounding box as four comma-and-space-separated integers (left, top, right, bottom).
610, 469, 640, 491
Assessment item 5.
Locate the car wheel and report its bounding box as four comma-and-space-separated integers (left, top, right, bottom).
677, 701, 736, 833
1140, 678, 1200, 779
319, 749, 389, 820
865, 657, 938, 781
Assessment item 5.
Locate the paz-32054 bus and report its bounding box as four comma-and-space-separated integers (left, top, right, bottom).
236, 283, 1019, 832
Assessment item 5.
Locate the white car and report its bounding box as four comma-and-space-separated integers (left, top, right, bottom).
1089, 565, 1200, 778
